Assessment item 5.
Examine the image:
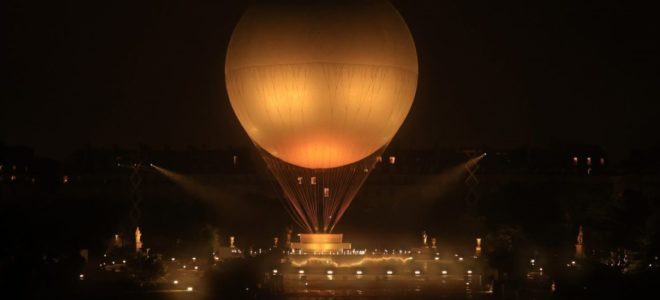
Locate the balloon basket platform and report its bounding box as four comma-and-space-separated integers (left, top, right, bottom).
291, 233, 352, 253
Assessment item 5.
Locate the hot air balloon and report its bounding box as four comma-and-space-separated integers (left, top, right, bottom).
226, 0, 417, 233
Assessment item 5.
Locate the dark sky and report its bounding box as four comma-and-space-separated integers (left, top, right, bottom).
2, 0, 658, 161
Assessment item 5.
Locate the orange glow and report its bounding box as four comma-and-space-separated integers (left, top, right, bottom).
291, 234, 351, 252
290, 256, 413, 268
279, 134, 373, 169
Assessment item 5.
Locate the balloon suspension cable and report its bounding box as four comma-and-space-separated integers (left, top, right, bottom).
258, 145, 385, 233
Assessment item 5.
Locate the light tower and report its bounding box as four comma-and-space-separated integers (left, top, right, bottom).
128, 162, 143, 231
463, 150, 483, 208
117, 157, 150, 252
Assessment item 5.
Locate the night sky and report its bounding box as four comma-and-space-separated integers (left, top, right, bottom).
2, 0, 658, 161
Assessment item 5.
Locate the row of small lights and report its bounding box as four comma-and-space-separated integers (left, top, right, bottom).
101, 254, 220, 268
170, 255, 220, 261
224, 250, 471, 259
287, 249, 370, 255
101, 256, 206, 271
98, 259, 127, 268
243, 248, 479, 258
286, 250, 474, 258
277, 269, 473, 276
286, 249, 476, 256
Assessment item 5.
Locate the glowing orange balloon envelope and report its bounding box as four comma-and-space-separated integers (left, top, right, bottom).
226, 0, 417, 169
225, 0, 417, 232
